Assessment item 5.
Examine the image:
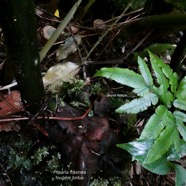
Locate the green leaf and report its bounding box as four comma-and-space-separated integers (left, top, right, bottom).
152, 85, 159, 95
163, 108, 176, 124
158, 85, 173, 107
150, 57, 171, 108
170, 73, 178, 94
175, 164, 186, 186
133, 83, 150, 96
174, 111, 186, 122
95, 67, 149, 96
176, 119, 186, 141
116, 93, 158, 114
168, 140, 186, 161
117, 139, 153, 162
144, 124, 176, 164
176, 76, 186, 101
158, 62, 177, 94
149, 53, 169, 89
173, 129, 181, 152
117, 139, 171, 175
140, 105, 168, 139
143, 155, 172, 175
147, 43, 176, 55
138, 56, 153, 87
173, 99, 186, 111
136, 43, 175, 59
149, 51, 178, 94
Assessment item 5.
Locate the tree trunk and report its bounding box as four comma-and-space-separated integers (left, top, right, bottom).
0, 0, 45, 113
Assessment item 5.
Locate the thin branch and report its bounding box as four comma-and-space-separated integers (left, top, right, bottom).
0, 106, 92, 122
0, 163, 13, 186
83, 1, 134, 62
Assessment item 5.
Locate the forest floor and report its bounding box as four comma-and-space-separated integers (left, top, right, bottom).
0, 1, 179, 185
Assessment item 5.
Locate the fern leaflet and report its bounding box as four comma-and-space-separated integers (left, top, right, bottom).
116, 93, 158, 114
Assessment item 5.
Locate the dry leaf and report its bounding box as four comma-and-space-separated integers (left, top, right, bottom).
43, 62, 80, 92
41, 25, 56, 40
56, 35, 81, 60
93, 19, 106, 30
0, 90, 24, 118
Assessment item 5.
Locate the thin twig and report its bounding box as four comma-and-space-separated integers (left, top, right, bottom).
0, 163, 13, 186
123, 30, 153, 59
0, 81, 17, 91
68, 23, 83, 62
83, 1, 134, 63
96, 28, 121, 59
0, 105, 92, 122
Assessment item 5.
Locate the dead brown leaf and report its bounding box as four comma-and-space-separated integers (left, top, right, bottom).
0, 91, 23, 132
0, 90, 24, 118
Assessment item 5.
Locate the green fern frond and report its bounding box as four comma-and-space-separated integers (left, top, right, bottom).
138, 56, 153, 87
149, 51, 178, 93
174, 111, 186, 123
176, 76, 186, 101
144, 123, 176, 164
173, 129, 181, 152
95, 67, 147, 90
117, 139, 172, 175
173, 99, 186, 111
116, 93, 158, 114
168, 140, 186, 161
158, 85, 174, 107
95, 44, 186, 184
140, 105, 168, 139
175, 165, 186, 186
133, 84, 150, 96
174, 111, 186, 142
150, 54, 169, 90
176, 119, 186, 142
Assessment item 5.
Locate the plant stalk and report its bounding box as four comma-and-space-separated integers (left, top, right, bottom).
40, 0, 82, 62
